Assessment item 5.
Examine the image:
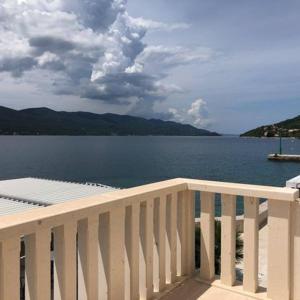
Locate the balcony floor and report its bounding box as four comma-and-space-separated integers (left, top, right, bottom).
160, 278, 267, 300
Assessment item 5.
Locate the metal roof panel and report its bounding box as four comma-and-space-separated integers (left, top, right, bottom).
0, 197, 40, 217
0, 178, 117, 216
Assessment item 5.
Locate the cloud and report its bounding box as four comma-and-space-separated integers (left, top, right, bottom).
63, 0, 126, 31
130, 45, 214, 76
169, 98, 213, 128
0, 0, 214, 118
187, 98, 212, 127
29, 36, 75, 55
0, 57, 36, 77
129, 16, 190, 31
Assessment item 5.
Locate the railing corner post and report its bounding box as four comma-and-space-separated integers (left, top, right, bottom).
267, 199, 291, 300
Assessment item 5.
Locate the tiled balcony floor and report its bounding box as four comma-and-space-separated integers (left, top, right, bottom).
160, 278, 267, 300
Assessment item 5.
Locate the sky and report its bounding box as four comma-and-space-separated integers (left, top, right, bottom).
0, 0, 299, 134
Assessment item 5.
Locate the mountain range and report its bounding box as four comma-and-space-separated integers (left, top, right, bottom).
0, 106, 220, 136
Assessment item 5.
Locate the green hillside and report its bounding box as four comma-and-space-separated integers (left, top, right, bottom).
0, 106, 220, 136
241, 115, 300, 138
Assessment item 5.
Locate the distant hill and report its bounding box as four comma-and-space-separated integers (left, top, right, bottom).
0, 106, 220, 136
241, 115, 300, 138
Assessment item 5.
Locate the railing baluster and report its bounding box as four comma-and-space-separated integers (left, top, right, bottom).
146, 199, 154, 299
267, 199, 291, 300
0, 237, 20, 300
99, 212, 110, 300
132, 203, 140, 299
139, 199, 154, 299
25, 228, 51, 300
186, 190, 195, 275
243, 197, 259, 293
166, 192, 178, 283
78, 215, 99, 300
139, 202, 147, 299
159, 196, 166, 291
154, 196, 166, 292
221, 194, 236, 286
125, 203, 140, 300
125, 206, 131, 300
200, 191, 215, 281
110, 204, 125, 300
177, 191, 187, 276
53, 222, 77, 300
153, 199, 159, 292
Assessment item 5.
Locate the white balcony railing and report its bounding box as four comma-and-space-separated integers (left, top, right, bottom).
0, 178, 298, 300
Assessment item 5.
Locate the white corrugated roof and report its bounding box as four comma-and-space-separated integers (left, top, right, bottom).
0, 197, 40, 217
0, 177, 117, 216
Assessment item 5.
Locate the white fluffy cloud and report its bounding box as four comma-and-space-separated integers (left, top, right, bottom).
169, 98, 213, 128
131, 45, 214, 76
0, 0, 214, 117
129, 17, 190, 32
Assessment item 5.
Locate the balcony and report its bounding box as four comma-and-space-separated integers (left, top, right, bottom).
0, 178, 299, 300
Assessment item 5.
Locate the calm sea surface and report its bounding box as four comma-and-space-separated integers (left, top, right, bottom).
0, 136, 299, 214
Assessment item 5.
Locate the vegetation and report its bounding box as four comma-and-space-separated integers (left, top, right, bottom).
241, 115, 300, 138
0, 106, 220, 136
195, 220, 243, 274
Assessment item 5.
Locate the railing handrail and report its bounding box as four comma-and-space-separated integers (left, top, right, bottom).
185, 178, 299, 201
0, 178, 298, 241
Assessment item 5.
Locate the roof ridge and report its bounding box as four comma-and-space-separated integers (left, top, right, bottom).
29, 177, 117, 189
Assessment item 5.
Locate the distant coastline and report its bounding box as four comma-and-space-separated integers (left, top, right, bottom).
0, 106, 220, 137
241, 114, 300, 138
